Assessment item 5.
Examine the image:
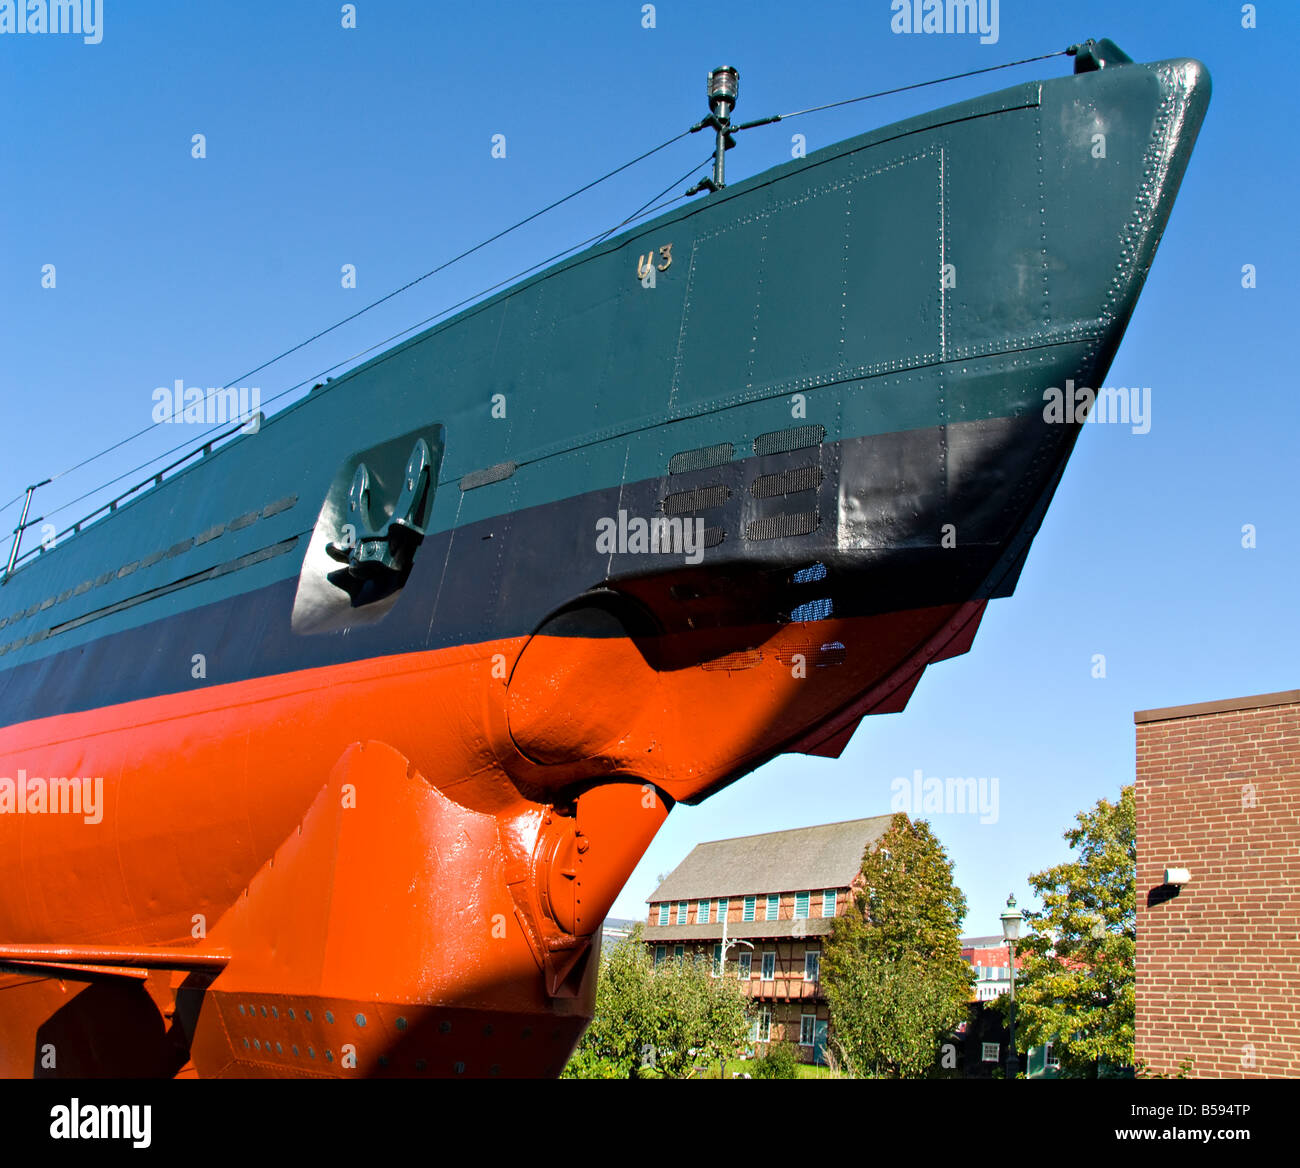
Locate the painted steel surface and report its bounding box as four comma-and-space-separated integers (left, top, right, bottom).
0, 51, 1209, 1077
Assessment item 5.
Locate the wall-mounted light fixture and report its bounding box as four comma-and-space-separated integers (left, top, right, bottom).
1164, 867, 1191, 886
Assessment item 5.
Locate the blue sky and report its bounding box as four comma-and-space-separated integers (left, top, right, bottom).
2, 2, 1296, 935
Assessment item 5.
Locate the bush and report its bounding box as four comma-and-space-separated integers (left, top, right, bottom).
752, 1040, 801, 1079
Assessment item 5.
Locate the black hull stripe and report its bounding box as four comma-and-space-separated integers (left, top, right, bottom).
0, 417, 1070, 728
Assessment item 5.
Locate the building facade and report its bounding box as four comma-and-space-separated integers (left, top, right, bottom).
1135, 688, 1300, 1078
960, 935, 1019, 1003
643, 816, 893, 1064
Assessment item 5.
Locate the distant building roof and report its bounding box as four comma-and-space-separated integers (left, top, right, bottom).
961, 936, 1008, 949
646, 816, 894, 903
1134, 687, 1300, 724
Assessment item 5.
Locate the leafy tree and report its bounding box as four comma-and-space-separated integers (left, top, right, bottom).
1005, 786, 1135, 1077
562, 926, 658, 1078
752, 1040, 801, 1079
822, 814, 972, 1077
563, 924, 751, 1078
824, 957, 965, 1078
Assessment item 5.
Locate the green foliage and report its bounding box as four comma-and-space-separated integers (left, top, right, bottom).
752, 1040, 801, 1079
824, 957, 967, 1078
562, 924, 751, 1079
561, 1045, 626, 1079
1135, 1057, 1194, 1079
1006, 786, 1136, 1078
821, 814, 972, 1077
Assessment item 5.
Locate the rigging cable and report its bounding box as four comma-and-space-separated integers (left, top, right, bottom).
3, 126, 696, 507
11, 152, 716, 542
776, 49, 1070, 120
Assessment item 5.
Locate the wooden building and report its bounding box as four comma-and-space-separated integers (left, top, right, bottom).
643, 816, 893, 1063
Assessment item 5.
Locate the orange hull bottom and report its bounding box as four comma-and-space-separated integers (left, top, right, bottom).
0, 602, 983, 1077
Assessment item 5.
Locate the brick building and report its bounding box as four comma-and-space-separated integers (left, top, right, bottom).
1135, 688, 1300, 1078
959, 935, 1022, 1003
643, 816, 892, 1063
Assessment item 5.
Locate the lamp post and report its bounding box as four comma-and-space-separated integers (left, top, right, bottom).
718, 912, 753, 1079
1000, 893, 1022, 1080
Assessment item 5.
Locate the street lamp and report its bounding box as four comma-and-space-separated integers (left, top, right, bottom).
718, 912, 753, 1079
1000, 894, 1023, 1080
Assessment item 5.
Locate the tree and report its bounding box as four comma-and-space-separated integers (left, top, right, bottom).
821, 814, 972, 1077
1006, 786, 1135, 1077
824, 957, 966, 1078
562, 927, 658, 1078
563, 924, 751, 1078
752, 1040, 801, 1079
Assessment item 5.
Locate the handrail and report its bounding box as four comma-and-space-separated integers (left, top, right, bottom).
2, 418, 258, 580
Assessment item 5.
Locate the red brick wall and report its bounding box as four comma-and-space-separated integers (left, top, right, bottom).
1135, 694, 1300, 1077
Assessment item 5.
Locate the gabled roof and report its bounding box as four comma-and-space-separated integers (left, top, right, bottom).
647, 816, 893, 903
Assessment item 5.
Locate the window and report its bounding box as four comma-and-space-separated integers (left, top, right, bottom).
804, 951, 820, 982
698, 899, 710, 924
717, 897, 728, 922
654, 945, 665, 967
822, 889, 836, 917
981, 1042, 1000, 1063
675, 901, 687, 925
761, 951, 775, 981
743, 896, 756, 922
794, 891, 809, 919
799, 1015, 817, 1046
713, 943, 723, 974
750, 1008, 771, 1043
738, 952, 752, 979
657, 903, 668, 926
1045, 1042, 1060, 1069
673, 945, 684, 960
766, 893, 779, 921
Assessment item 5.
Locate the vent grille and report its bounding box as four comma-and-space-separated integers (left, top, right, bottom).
790, 597, 833, 623
662, 485, 730, 515
460, 461, 517, 491
753, 424, 825, 457
745, 511, 820, 542
702, 525, 726, 548
700, 649, 763, 672
775, 640, 847, 668
669, 443, 733, 475
752, 465, 823, 499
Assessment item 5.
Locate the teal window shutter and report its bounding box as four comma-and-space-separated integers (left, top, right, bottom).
766, 894, 779, 921
743, 896, 755, 922
698, 899, 710, 924
795, 891, 809, 919
822, 889, 836, 916
657, 903, 669, 926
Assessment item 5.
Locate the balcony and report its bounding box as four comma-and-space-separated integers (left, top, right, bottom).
744, 977, 821, 1002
